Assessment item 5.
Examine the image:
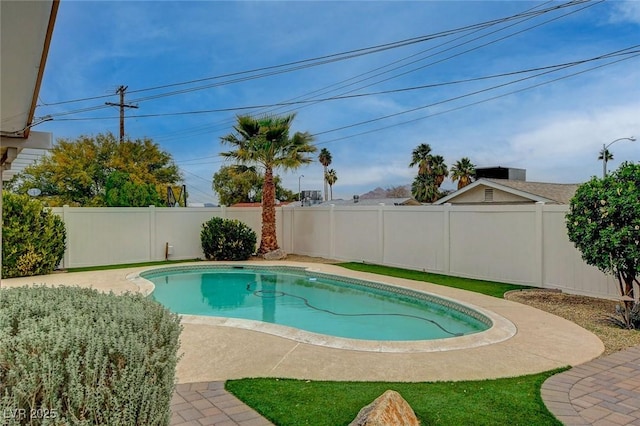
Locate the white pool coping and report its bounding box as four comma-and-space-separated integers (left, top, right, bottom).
128, 264, 517, 353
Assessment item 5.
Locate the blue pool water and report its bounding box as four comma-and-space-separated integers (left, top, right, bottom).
144, 266, 490, 341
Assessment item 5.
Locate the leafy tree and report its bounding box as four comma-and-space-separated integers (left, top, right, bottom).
105, 171, 164, 207
318, 148, 332, 201
8, 133, 181, 206
212, 165, 297, 205
212, 165, 262, 206
220, 114, 316, 254
325, 169, 337, 200
451, 157, 476, 189
566, 162, 640, 328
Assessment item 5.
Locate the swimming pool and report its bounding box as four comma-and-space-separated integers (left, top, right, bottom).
140, 265, 492, 342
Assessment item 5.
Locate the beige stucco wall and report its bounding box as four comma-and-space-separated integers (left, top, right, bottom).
447, 185, 533, 203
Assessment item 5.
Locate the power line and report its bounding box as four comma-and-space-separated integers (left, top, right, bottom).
49, 46, 638, 122
104, 86, 138, 142
36, 0, 590, 109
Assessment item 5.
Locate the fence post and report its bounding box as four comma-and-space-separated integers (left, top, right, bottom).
148, 205, 156, 261
221, 205, 227, 219
378, 204, 385, 264
535, 202, 545, 287
329, 204, 336, 259
443, 203, 451, 275
62, 205, 71, 269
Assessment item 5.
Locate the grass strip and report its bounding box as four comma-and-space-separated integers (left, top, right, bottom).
66, 258, 201, 273
337, 262, 530, 298
226, 370, 564, 426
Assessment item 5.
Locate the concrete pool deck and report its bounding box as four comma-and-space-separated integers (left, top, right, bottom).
1, 260, 604, 383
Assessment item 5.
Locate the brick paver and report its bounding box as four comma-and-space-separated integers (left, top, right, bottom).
171, 382, 273, 426
542, 345, 640, 426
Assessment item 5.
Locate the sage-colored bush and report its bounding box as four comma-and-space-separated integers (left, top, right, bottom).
2, 193, 66, 278
0, 286, 182, 425
201, 217, 257, 260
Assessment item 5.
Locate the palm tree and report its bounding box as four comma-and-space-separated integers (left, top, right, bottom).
430, 155, 448, 187
598, 148, 613, 162
325, 168, 337, 200
411, 173, 439, 203
409, 143, 432, 176
450, 157, 476, 189
220, 114, 316, 254
318, 148, 332, 201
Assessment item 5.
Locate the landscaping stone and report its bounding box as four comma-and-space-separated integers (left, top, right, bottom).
263, 248, 287, 260
349, 390, 419, 426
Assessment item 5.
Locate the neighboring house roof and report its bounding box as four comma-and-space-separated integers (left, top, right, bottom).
229, 201, 294, 207
435, 178, 580, 205
315, 197, 421, 206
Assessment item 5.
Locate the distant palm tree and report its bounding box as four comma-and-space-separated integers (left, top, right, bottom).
450, 157, 476, 189
411, 173, 439, 203
319, 148, 332, 201
409, 143, 432, 176
430, 155, 448, 187
221, 114, 316, 254
598, 148, 613, 162
325, 169, 337, 200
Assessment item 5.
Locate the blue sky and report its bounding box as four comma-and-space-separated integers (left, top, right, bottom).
35, 1, 640, 204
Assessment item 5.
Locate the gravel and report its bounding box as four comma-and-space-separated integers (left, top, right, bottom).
505, 290, 640, 355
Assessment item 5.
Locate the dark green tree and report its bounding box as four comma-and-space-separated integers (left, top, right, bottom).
212, 165, 297, 205
104, 171, 163, 207
566, 162, 640, 328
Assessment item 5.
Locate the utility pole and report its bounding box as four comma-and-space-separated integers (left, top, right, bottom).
105, 85, 138, 142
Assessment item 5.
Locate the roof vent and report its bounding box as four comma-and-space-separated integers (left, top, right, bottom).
484, 188, 494, 202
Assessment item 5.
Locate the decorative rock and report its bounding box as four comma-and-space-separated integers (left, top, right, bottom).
349, 390, 420, 426
262, 248, 287, 260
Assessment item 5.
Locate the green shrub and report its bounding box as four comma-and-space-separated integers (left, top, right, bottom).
201, 217, 257, 260
0, 286, 182, 425
2, 193, 66, 278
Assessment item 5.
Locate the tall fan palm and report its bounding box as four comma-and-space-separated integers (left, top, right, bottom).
325, 168, 337, 200
221, 114, 316, 254
318, 148, 332, 201
450, 157, 476, 189
598, 148, 613, 162
430, 155, 448, 187
409, 143, 432, 176
411, 173, 439, 203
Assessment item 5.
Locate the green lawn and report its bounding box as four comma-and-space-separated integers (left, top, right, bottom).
226, 263, 560, 425
337, 262, 531, 298
226, 371, 564, 426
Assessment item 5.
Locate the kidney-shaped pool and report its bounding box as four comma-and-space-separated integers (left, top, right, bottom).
140, 265, 496, 342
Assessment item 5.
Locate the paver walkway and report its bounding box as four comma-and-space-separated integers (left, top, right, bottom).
171, 382, 273, 426
542, 345, 640, 426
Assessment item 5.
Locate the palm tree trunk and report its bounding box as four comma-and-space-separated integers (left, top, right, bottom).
329, 184, 333, 200
259, 166, 278, 254
323, 165, 328, 201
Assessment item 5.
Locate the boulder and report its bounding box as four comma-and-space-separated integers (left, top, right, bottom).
349, 390, 419, 426
262, 248, 287, 260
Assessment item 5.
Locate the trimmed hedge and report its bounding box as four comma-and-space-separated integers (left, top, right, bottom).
2, 193, 66, 278
0, 286, 182, 425
201, 217, 257, 261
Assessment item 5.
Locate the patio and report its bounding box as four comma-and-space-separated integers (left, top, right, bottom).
2, 261, 604, 383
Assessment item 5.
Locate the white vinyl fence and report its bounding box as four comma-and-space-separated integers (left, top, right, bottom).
50, 203, 630, 300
